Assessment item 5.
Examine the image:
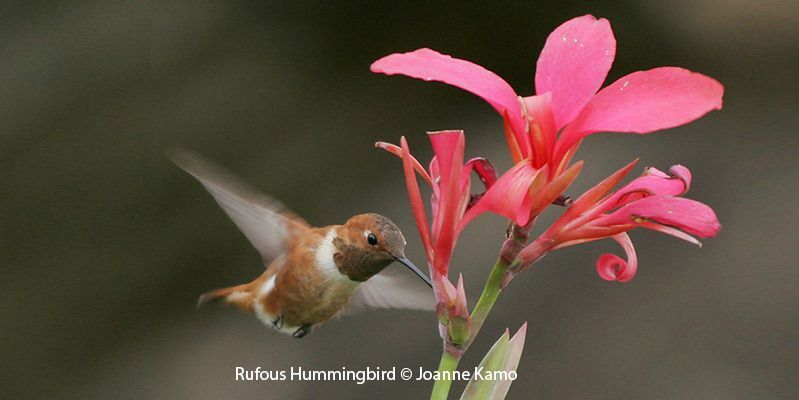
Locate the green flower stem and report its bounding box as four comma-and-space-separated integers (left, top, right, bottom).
467, 259, 508, 345
467, 223, 531, 347
430, 349, 461, 400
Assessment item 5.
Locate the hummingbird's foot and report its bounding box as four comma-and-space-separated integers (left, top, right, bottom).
272, 315, 283, 329
292, 324, 311, 338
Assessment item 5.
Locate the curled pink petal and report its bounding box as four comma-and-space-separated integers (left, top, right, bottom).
556, 67, 724, 160
463, 157, 498, 215
535, 15, 616, 130
600, 164, 693, 210
462, 161, 539, 228
464, 157, 498, 188
371, 48, 525, 138
594, 196, 721, 238
668, 165, 692, 193
596, 233, 638, 282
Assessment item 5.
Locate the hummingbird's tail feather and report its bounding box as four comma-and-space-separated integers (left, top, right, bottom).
197, 284, 253, 310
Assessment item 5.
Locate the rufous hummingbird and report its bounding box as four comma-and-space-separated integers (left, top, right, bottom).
172, 151, 434, 338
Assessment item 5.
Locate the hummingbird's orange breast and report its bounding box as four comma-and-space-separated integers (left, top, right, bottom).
255, 227, 359, 330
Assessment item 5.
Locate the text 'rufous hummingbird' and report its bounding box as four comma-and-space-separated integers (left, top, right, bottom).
172, 151, 434, 338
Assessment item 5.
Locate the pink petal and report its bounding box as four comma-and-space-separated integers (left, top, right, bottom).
429, 130, 465, 190
527, 161, 584, 218
399, 137, 433, 261
668, 165, 692, 193
462, 157, 498, 219
462, 161, 539, 228
599, 164, 693, 211
376, 141, 433, 185
638, 221, 702, 246
535, 15, 616, 130
596, 233, 638, 283
502, 110, 529, 164
594, 196, 721, 238
453, 273, 469, 318
522, 94, 556, 168
464, 157, 498, 188
436, 276, 459, 308
568, 159, 639, 216
428, 131, 467, 268
371, 48, 525, 138
556, 67, 724, 159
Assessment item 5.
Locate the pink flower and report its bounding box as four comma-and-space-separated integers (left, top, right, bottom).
371, 15, 724, 175
377, 131, 499, 344
376, 131, 496, 276
512, 161, 721, 283
378, 130, 582, 265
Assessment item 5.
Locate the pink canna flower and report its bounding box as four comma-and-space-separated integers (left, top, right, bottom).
511, 161, 721, 284
371, 15, 724, 177
376, 130, 497, 277
377, 131, 498, 344
378, 130, 586, 270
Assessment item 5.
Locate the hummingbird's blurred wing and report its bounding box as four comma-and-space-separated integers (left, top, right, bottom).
171, 150, 310, 263
337, 267, 436, 317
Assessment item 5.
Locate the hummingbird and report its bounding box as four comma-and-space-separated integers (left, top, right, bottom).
172, 151, 434, 338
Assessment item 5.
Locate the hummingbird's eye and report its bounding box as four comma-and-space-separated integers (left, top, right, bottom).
367, 233, 378, 246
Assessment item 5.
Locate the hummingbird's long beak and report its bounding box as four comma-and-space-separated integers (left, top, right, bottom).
394, 256, 432, 288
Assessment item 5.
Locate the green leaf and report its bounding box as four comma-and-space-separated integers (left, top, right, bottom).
460, 323, 527, 400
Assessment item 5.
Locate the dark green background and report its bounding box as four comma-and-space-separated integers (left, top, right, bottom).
1, 1, 795, 398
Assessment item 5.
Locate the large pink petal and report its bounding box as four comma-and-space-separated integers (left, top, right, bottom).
593, 196, 721, 238
556, 67, 724, 159
371, 48, 525, 137
462, 161, 539, 228
535, 15, 616, 130
595, 233, 638, 283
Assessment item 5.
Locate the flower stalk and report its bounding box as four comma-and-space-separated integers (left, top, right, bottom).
431, 349, 461, 399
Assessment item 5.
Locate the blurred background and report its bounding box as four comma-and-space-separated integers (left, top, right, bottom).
1, 1, 796, 398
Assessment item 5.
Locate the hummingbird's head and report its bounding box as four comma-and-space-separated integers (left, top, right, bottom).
334, 213, 431, 287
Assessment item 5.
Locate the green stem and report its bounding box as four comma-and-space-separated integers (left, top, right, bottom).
430, 349, 461, 400
465, 222, 530, 349
468, 259, 508, 344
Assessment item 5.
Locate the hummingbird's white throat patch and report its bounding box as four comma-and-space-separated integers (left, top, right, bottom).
317, 228, 351, 281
